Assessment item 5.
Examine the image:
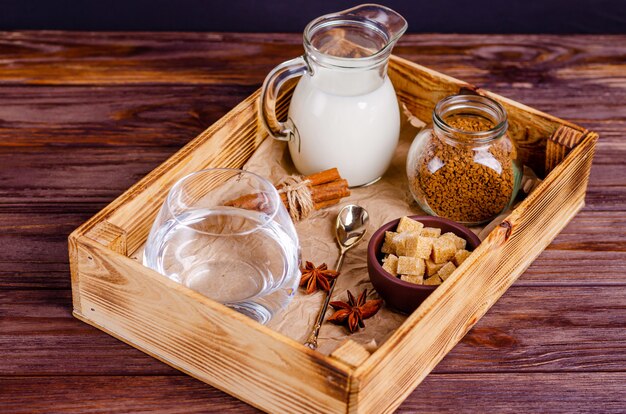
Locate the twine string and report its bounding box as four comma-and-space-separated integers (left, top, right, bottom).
277, 176, 313, 221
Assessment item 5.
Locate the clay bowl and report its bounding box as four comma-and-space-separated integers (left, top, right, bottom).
368, 215, 481, 314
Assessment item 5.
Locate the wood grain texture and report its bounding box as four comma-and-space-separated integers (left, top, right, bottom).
1, 32, 625, 413
84, 220, 127, 255
389, 55, 582, 174
2, 372, 626, 414
401, 372, 626, 414
3, 286, 624, 376
67, 51, 598, 413
3, 210, 625, 290
330, 340, 371, 369
72, 237, 352, 414
353, 133, 597, 413
103, 91, 265, 254
0, 376, 260, 414
1, 145, 622, 209
0, 85, 255, 147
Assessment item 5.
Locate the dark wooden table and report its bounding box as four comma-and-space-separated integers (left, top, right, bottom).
1, 32, 625, 413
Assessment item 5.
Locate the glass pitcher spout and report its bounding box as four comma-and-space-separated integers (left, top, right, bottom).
336, 4, 408, 44
303, 4, 407, 66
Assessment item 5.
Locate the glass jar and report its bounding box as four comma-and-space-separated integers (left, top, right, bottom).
406, 94, 522, 226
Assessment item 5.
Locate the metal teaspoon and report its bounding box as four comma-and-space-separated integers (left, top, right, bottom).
304, 204, 370, 350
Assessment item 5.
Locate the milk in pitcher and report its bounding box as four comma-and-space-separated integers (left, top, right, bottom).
288, 66, 400, 186
259, 4, 408, 186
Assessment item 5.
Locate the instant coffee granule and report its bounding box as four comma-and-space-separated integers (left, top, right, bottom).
409, 115, 515, 223
446, 116, 494, 134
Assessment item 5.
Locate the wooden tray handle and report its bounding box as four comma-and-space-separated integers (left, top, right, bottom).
545, 125, 587, 174
83, 220, 128, 256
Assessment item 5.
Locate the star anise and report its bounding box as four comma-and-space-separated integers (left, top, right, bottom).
299, 261, 340, 294
327, 289, 383, 333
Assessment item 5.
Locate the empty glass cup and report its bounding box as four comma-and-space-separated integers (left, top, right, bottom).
143, 168, 300, 324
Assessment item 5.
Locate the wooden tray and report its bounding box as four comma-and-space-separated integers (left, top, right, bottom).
68, 55, 598, 414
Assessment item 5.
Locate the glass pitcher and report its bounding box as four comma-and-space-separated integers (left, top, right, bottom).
260, 4, 407, 187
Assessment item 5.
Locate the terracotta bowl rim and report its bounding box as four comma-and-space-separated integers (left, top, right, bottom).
368, 215, 482, 291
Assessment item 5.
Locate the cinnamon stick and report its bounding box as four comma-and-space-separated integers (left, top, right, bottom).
228, 181, 349, 211
279, 179, 350, 205
224, 192, 271, 211
314, 198, 342, 210
224, 168, 350, 216
226, 170, 347, 208
278, 168, 341, 189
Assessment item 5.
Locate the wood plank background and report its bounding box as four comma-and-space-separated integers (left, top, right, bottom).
1, 32, 625, 413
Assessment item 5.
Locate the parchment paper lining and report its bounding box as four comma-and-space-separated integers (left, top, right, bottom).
131, 111, 540, 356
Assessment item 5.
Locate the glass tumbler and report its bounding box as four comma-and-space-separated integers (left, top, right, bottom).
143, 168, 300, 324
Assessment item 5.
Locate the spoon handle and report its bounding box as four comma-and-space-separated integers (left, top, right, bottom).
303, 249, 346, 350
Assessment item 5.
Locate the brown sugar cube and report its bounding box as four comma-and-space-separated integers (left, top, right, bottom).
404, 236, 433, 260
421, 227, 442, 238
401, 274, 424, 285
437, 261, 457, 281
397, 216, 424, 234
441, 232, 467, 250
417, 237, 435, 259
431, 237, 457, 264
382, 254, 399, 276
397, 256, 425, 276
381, 231, 398, 254
392, 232, 407, 255
393, 232, 418, 256
425, 259, 445, 276
423, 275, 442, 286
453, 249, 471, 266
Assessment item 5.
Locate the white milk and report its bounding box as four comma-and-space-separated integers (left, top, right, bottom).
288, 68, 400, 187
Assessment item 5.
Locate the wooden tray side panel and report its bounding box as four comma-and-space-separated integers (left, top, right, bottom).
72, 237, 351, 414
388, 56, 585, 175
389, 55, 471, 123
350, 132, 598, 414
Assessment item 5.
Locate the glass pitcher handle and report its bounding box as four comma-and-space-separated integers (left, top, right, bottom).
260, 56, 308, 142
